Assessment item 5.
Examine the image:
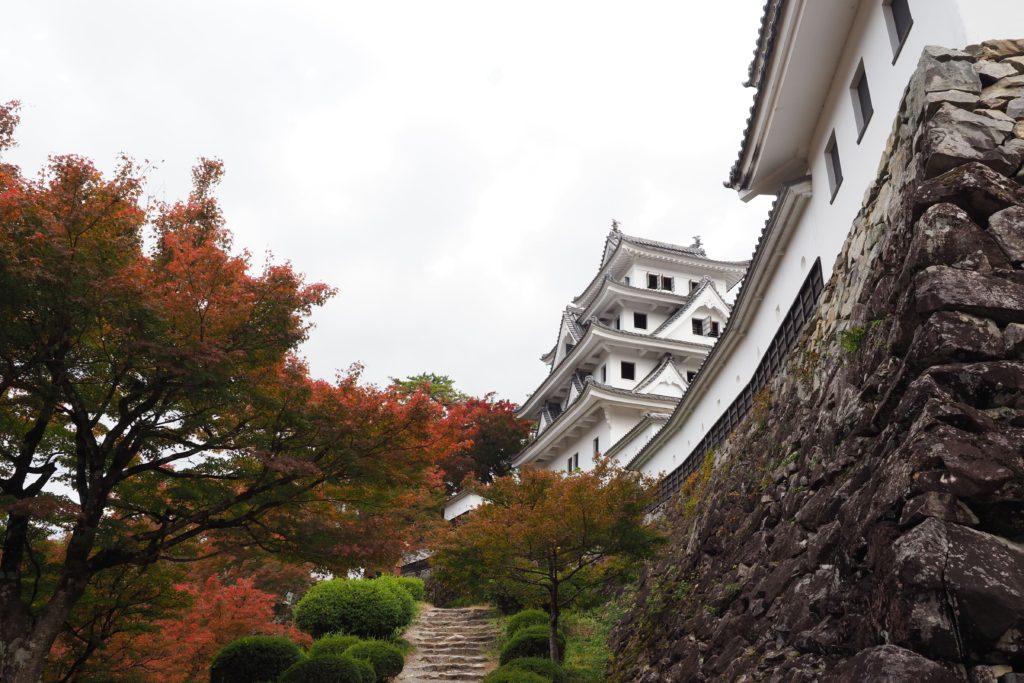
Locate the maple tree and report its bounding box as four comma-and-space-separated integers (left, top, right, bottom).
0, 101, 461, 682
392, 375, 533, 494
430, 458, 663, 662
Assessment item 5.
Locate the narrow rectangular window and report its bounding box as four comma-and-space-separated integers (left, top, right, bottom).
567, 457, 574, 473
565, 342, 574, 355
884, 0, 913, 62
710, 321, 721, 337
692, 319, 704, 335
592, 437, 599, 455
824, 131, 843, 201
633, 312, 648, 329
851, 61, 873, 142
661, 276, 674, 291
624, 276, 630, 286
600, 365, 607, 382
574, 452, 579, 470
621, 361, 635, 380
686, 371, 697, 383
646, 273, 659, 289
615, 316, 621, 330
689, 280, 699, 293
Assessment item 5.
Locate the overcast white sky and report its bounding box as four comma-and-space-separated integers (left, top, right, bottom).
2, 1, 774, 403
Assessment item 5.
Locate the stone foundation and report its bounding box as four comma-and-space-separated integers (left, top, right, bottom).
610, 40, 1024, 682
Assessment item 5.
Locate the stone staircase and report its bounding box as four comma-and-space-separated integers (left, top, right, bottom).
398, 606, 497, 682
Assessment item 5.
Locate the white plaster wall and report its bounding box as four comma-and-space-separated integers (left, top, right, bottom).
611, 420, 666, 469
443, 492, 485, 520
645, 0, 1016, 477
539, 419, 612, 473
600, 348, 659, 390
624, 263, 729, 296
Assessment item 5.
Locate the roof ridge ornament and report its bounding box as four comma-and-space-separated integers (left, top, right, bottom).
690, 235, 706, 256
611, 219, 621, 232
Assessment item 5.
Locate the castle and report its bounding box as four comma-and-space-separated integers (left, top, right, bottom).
444, 0, 1024, 520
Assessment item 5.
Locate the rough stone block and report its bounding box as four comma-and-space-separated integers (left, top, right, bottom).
913, 162, 1024, 226
1006, 323, 1024, 358
1005, 56, 1024, 75
923, 57, 983, 95
906, 203, 1009, 272
906, 311, 1004, 370
976, 39, 1024, 61
899, 492, 980, 528
976, 60, 1021, 85
924, 104, 1019, 177
989, 205, 1024, 263
924, 89, 979, 117
915, 266, 1024, 324
982, 74, 1024, 101
833, 645, 958, 682
926, 46, 974, 63
1006, 96, 1024, 118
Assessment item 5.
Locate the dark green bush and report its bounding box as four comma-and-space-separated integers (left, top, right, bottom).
505, 609, 548, 638
278, 655, 363, 683
352, 657, 376, 683
482, 669, 548, 683
209, 635, 303, 683
499, 625, 565, 665
504, 657, 567, 683
345, 640, 405, 682
309, 634, 362, 659
294, 579, 407, 639
396, 576, 425, 601
372, 576, 415, 625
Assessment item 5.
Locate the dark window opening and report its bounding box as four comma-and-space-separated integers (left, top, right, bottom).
692, 318, 704, 336
574, 452, 579, 470
565, 342, 575, 355
689, 280, 699, 293
624, 276, 631, 286
621, 361, 635, 380
686, 371, 697, 383
647, 273, 659, 289
633, 312, 648, 329
851, 61, 873, 141
661, 276, 674, 291
710, 321, 721, 337
884, 0, 913, 62
825, 131, 843, 201
567, 457, 573, 473
615, 316, 621, 330
600, 365, 607, 383
593, 437, 599, 455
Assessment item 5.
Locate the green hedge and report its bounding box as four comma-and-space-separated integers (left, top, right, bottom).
372, 576, 415, 625
396, 576, 425, 601
353, 657, 376, 683
209, 635, 303, 683
504, 657, 567, 683
505, 609, 548, 638
500, 625, 565, 665
294, 579, 410, 639
345, 640, 405, 682
482, 670, 549, 683
309, 634, 362, 659
278, 655, 363, 683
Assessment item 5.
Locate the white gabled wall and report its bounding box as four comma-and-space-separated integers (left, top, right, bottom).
444, 492, 485, 521
644, 0, 1024, 478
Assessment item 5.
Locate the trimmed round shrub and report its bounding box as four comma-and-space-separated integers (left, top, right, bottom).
294, 579, 407, 639
345, 640, 405, 682
499, 625, 566, 665
352, 657, 376, 683
309, 634, 362, 659
505, 609, 548, 638
504, 657, 567, 683
209, 635, 303, 683
396, 576, 425, 601
482, 669, 548, 683
372, 576, 415, 625
278, 655, 363, 683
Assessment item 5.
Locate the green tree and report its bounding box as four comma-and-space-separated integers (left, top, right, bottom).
390, 373, 469, 405
431, 458, 663, 662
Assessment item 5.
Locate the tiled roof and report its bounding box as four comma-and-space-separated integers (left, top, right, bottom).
632, 353, 679, 394
726, 0, 787, 191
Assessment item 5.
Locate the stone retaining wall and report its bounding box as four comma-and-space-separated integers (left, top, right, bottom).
610, 39, 1024, 682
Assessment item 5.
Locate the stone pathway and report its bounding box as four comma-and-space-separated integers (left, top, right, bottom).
398, 606, 498, 682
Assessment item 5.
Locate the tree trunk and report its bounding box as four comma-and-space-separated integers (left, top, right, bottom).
0, 595, 72, 683
548, 585, 562, 663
